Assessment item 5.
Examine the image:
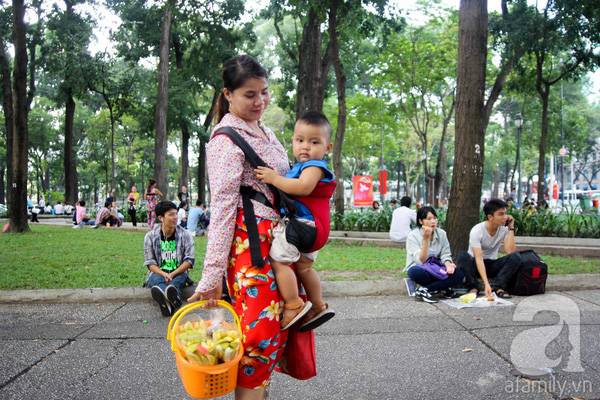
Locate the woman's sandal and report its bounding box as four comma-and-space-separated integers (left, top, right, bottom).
281, 298, 312, 331
299, 301, 336, 332
492, 287, 511, 299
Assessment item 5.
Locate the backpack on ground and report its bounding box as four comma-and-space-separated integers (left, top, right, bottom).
508, 250, 548, 296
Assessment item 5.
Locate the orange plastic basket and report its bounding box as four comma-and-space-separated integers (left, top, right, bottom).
167, 300, 243, 399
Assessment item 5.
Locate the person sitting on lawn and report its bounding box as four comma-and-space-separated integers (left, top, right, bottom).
95, 201, 120, 227
73, 200, 97, 228
457, 198, 522, 299
405, 206, 464, 303
143, 200, 195, 316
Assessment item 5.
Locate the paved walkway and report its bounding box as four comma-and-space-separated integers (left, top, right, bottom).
1, 291, 599, 399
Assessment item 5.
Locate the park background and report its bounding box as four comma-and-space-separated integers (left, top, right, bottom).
2, 0, 600, 256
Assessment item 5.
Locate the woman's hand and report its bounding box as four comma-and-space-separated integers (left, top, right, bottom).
445, 262, 457, 274
187, 285, 223, 309
422, 226, 434, 241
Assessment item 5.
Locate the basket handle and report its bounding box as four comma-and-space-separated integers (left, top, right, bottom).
167, 300, 241, 352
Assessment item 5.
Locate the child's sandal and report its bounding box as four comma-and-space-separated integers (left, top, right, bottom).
281, 298, 312, 331
299, 301, 336, 332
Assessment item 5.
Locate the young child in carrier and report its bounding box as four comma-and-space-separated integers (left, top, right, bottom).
255, 111, 336, 332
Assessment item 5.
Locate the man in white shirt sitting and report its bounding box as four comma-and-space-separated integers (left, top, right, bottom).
54, 202, 64, 215
389, 196, 416, 243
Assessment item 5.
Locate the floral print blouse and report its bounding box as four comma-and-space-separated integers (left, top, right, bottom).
195, 113, 290, 293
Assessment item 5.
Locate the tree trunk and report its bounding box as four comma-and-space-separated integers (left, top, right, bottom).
8, 0, 29, 233
154, 4, 172, 196
296, 6, 331, 118
198, 88, 219, 204
492, 169, 500, 198
109, 104, 116, 192
64, 91, 78, 204
446, 0, 487, 258
0, 166, 4, 204
329, 0, 347, 216
180, 125, 189, 191
173, 36, 189, 192
537, 82, 550, 205
0, 38, 14, 210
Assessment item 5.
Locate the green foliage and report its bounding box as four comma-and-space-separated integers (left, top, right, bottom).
332, 207, 393, 232
508, 206, 600, 238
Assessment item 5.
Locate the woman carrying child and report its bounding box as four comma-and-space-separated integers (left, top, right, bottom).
405, 206, 465, 303
187, 55, 297, 400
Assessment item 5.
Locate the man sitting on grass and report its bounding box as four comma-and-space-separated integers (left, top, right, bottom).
143, 201, 195, 316
73, 200, 97, 228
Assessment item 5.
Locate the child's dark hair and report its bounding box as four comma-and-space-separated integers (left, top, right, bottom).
400, 196, 412, 207
483, 198, 508, 218
416, 206, 437, 227
297, 111, 333, 141
155, 201, 177, 218
214, 55, 268, 123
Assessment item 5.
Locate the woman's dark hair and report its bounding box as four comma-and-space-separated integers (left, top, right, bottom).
416, 206, 437, 227
214, 55, 268, 123
147, 179, 156, 194
372, 201, 380, 209
79, 200, 86, 207
104, 200, 111, 208
178, 201, 187, 210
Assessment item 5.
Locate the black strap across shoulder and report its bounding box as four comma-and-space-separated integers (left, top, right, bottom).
212, 127, 316, 267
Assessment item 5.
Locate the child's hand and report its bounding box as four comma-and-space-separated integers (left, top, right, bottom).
255, 166, 279, 184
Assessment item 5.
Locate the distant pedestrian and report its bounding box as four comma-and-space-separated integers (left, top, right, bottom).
146, 179, 163, 231
127, 186, 140, 226
177, 186, 190, 205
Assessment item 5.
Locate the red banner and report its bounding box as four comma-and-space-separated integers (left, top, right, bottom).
379, 170, 387, 194
353, 176, 374, 207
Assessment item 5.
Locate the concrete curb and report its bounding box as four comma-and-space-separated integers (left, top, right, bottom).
1, 274, 599, 304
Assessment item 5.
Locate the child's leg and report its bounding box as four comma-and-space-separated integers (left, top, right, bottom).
296, 254, 335, 332
271, 258, 311, 330
294, 255, 323, 306
271, 259, 301, 305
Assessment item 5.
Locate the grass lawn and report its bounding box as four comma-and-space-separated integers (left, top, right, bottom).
0, 224, 598, 290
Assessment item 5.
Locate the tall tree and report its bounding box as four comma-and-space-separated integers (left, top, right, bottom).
8, 0, 29, 232
0, 4, 13, 208
446, 0, 487, 257
42, 0, 93, 204
154, 3, 172, 196
523, 0, 600, 205
446, 0, 530, 255
329, 0, 347, 216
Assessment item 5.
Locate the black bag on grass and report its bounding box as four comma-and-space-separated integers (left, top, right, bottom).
508, 250, 547, 296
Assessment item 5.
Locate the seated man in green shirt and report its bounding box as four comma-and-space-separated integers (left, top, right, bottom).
143, 201, 195, 316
